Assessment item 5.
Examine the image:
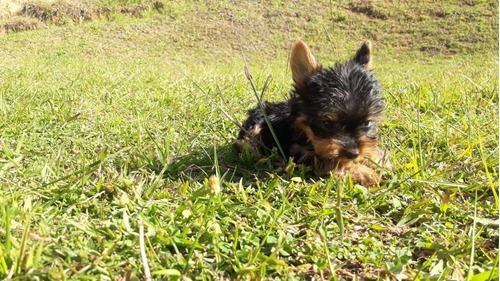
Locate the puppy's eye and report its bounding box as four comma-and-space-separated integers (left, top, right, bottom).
322, 120, 341, 130
322, 120, 335, 128
322, 120, 333, 127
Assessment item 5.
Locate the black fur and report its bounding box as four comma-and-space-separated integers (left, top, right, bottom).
291, 61, 383, 132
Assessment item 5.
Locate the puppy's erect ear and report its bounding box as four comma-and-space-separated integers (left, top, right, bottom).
352, 41, 372, 69
290, 40, 321, 89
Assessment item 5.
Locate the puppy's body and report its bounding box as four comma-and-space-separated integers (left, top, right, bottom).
235, 40, 390, 185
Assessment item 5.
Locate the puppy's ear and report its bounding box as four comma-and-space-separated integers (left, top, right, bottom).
290, 40, 321, 89
352, 41, 372, 69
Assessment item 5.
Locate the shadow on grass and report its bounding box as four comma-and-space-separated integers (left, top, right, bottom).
156, 142, 313, 185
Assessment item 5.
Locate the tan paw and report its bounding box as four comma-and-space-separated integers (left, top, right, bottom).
339, 164, 380, 186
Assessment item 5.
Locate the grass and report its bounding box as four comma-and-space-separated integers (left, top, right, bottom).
0, 0, 498, 280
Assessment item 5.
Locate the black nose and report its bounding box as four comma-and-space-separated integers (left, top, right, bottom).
345, 149, 359, 159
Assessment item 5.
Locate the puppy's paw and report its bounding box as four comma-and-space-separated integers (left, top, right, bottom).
339, 164, 380, 186
232, 138, 261, 159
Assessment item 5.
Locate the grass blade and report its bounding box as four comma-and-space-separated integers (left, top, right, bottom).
238, 42, 287, 160
466, 190, 478, 281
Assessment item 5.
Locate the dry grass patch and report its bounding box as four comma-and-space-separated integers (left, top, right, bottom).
1, 0, 100, 33
0, 0, 165, 33
19, 0, 99, 23
2, 15, 44, 33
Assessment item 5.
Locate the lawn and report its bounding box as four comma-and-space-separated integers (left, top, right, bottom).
0, 0, 498, 280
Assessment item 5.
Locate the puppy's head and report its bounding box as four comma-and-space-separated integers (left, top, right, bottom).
290, 40, 384, 161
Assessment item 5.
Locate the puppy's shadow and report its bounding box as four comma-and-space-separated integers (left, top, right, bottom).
160, 143, 303, 185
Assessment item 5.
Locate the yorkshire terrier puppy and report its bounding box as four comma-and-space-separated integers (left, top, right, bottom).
234, 40, 390, 186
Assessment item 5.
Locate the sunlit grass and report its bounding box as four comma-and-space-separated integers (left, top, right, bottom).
0, 1, 498, 279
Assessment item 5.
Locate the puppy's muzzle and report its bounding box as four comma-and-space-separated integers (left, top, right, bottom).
338, 136, 359, 159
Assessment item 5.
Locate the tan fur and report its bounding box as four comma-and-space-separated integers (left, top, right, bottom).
317, 112, 339, 121
294, 114, 388, 186
294, 115, 343, 159
358, 136, 391, 168
338, 163, 379, 185
363, 41, 373, 69
251, 125, 262, 137
358, 136, 378, 158
290, 40, 321, 89
233, 125, 263, 158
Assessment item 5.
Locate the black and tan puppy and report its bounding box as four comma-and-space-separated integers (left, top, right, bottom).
235, 40, 390, 185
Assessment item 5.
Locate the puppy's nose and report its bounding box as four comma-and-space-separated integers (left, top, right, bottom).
345, 149, 359, 159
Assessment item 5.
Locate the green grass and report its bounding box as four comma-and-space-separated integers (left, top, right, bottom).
0, 0, 498, 280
